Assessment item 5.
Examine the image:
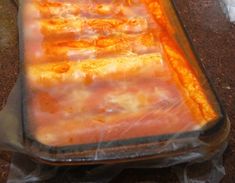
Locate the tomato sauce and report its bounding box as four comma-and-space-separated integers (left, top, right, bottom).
23, 0, 217, 146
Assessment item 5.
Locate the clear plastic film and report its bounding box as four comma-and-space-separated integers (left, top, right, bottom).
0, 0, 230, 182
6, 143, 227, 183
220, 0, 235, 22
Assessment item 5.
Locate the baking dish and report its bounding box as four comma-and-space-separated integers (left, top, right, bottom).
20, 0, 229, 164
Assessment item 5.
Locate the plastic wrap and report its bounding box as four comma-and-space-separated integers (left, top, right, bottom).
0, 0, 230, 179
220, 0, 235, 22
6, 143, 227, 183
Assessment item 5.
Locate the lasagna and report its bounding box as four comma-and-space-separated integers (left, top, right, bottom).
23, 0, 217, 147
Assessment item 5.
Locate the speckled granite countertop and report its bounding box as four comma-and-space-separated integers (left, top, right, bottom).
0, 0, 234, 182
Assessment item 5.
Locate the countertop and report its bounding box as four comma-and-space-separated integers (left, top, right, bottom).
0, 0, 234, 182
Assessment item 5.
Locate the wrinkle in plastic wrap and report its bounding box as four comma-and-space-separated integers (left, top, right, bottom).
0, 0, 230, 182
